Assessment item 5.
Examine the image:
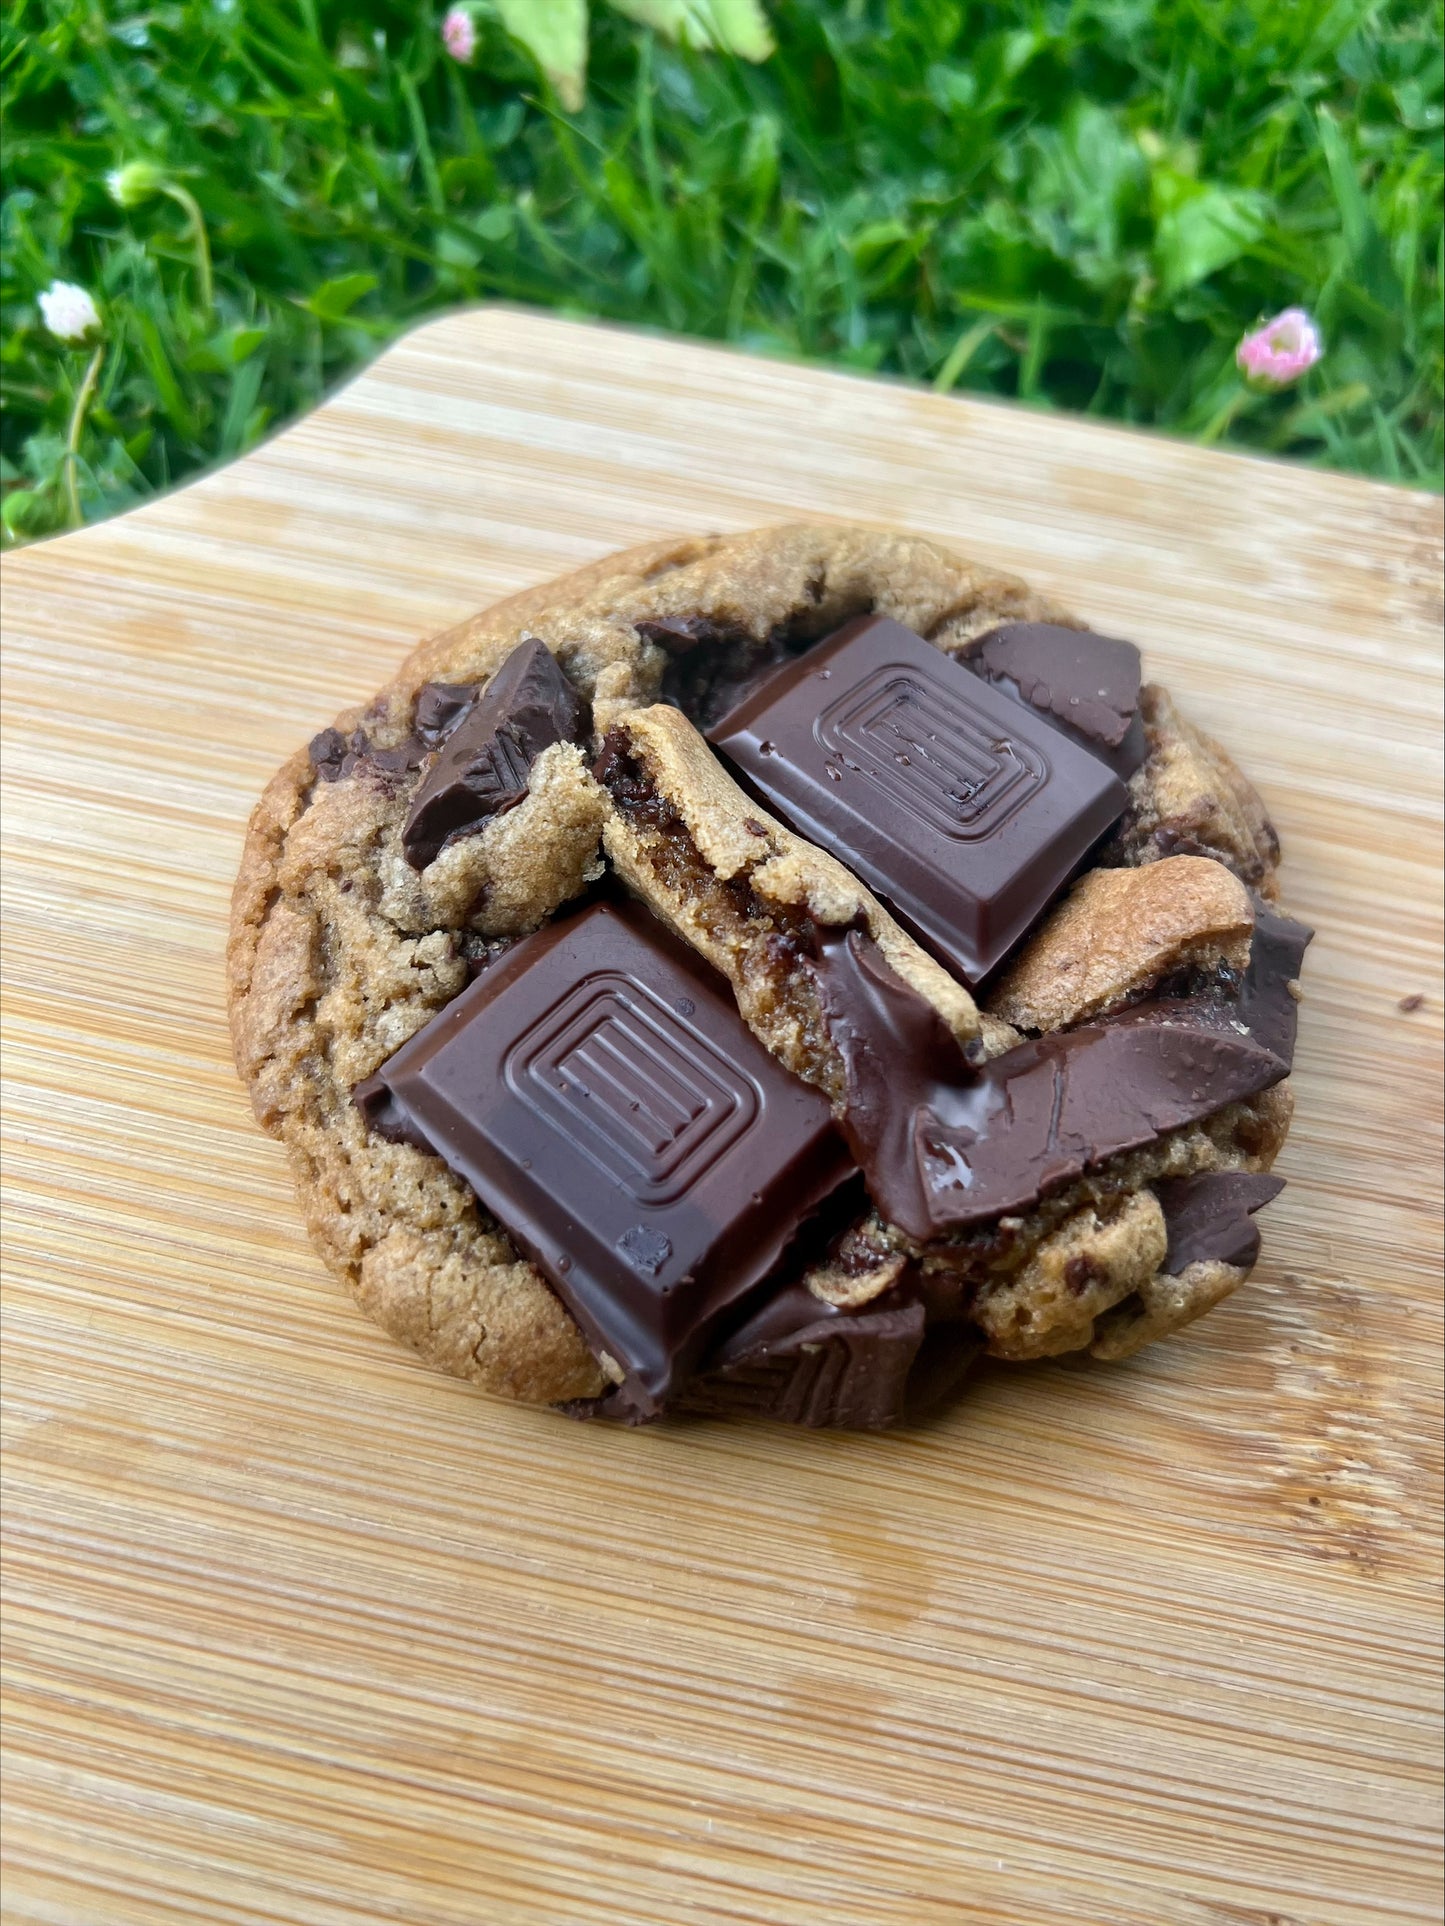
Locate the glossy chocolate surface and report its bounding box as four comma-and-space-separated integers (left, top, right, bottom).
1232, 897, 1313, 1064
355, 895, 854, 1413
402, 637, 589, 868
355, 603, 1309, 1425
705, 1285, 929, 1429
1155, 1171, 1285, 1274
964, 621, 1147, 778
804, 923, 1289, 1241
707, 615, 1129, 985
1104, 896, 1312, 1064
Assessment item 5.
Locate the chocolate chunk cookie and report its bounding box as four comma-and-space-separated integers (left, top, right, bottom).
229, 524, 1308, 1427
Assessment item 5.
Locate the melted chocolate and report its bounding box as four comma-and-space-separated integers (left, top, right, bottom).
965, 622, 1147, 778
654, 620, 815, 736
402, 638, 589, 869
359, 604, 1308, 1425
805, 925, 1290, 1242
1105, 895, 1312, 1066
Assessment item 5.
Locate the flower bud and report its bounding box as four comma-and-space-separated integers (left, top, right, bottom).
1236, 309, 1323, 389
107, 160, 168, 209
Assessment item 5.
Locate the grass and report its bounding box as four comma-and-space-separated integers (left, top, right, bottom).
3, 0, 1441, 543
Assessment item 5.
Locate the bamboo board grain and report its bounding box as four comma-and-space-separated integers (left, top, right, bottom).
2, 308, 1442, 1926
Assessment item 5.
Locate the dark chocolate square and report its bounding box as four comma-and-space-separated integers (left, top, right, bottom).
707, 615, 1129, 984
359, 896, 854, 1413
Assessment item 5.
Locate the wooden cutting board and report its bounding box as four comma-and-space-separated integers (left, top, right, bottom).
3, 309, 1441, 1926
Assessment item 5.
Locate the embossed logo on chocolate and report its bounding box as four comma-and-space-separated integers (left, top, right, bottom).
813, 662, 1047, 840
505, 973, 760, 1204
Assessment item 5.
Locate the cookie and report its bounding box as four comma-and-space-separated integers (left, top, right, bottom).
229, 524, 1310, 1426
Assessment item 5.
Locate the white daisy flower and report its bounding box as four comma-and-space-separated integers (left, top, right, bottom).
38, 281, 102, 343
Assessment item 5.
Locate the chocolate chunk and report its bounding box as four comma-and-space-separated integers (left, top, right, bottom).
708, 615, 1129, 985
1110, 895, 1311, 1070
402, 638, 589, 869
355, 895, 855, 1415
655, 620, 808, 735
694, 1275, 982, 1429
965, 622, 1147, 778
309, 726, 355, 782
1154, 1171, 1285, 1275
635, 615, 717, 654
370, 740, 424, 776
691, 1319, 982, 1429
1234, 898, 1312, 1065
413, 681, 480, 748
310, 724, 424, 785
902, 1323, 986, 1415
805, 924, 1288, 1241
560, 1244, 984, 1428
711, 1288, 928, 1428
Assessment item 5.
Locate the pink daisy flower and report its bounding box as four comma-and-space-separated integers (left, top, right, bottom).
1236, 308, 1323, 388
442, 6, 476, 62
